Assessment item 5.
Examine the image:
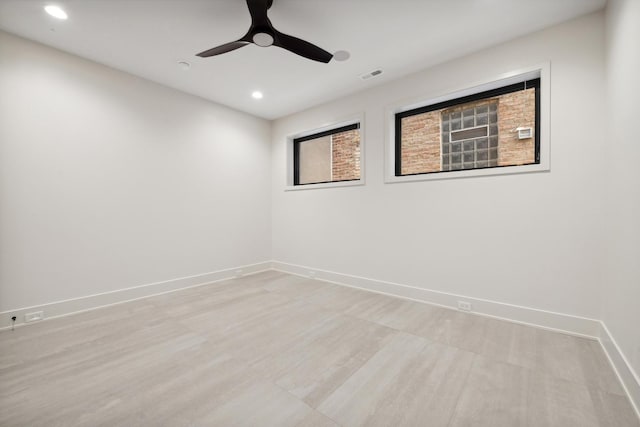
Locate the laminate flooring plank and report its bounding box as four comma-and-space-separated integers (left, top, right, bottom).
301, 283, 383, 313
589, 387, 640, 427
347, 296, 445, 331
198, 381, 313, 427
146, 279, 266, 318
296, 410, 340, 427
341, 292, 406, 323
449, 355, 640, 427
1, 320, 207, 426
317, 332, 475, 427
403, 308, 491, 352
260, 274, 335, 300
253, 312, 397, 408
210, 300, 344, 365
448, 356, 530, 427
245, 269, 290, 284
0, 305, 150, 370
172, 288, 295, 336
90, 347, 300, 426
533, 328, 625, 396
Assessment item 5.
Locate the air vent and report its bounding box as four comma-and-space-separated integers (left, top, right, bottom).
359, 69, 383, 80
515, 126, 533, 139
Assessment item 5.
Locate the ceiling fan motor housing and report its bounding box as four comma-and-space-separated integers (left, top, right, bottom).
252, 31, 274, 47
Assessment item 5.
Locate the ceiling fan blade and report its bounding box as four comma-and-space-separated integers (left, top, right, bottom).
273, 31, 333, 63
245, 0, 270, 25
196, 41, 250, 58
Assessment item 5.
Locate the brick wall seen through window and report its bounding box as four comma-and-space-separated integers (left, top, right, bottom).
396, 79, 538, 176
294, 124, 361, 185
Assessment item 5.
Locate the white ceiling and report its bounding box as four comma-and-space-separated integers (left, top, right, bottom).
0, 0, 605, 120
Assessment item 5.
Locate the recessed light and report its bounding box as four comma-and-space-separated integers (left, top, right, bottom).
177, 61, 191, 70
44, 5, 68, 20
333, 50, 350, 62
251, 91, 263, 100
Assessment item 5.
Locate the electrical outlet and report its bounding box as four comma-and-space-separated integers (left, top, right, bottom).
25, 311, 44, 323
308, 270, 316, 279
457, 301, 472, 312
234, 269, 243, 278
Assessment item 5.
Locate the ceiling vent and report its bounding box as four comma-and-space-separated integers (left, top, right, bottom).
359, 69, 383, 80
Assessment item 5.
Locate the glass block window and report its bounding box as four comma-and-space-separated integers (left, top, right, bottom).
441, 102, 498, 171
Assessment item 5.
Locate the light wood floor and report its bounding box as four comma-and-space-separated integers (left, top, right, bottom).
1, 271, 638, 426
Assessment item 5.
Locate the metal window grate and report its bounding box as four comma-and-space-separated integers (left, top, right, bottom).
450, 126, 488, 142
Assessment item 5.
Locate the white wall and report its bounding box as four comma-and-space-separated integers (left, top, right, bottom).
603, 0, 640, 389
271, 12, 606, 320
0, 31, 271, 312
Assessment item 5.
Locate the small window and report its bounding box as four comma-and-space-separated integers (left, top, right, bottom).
293, 123, 361, 186
395, 79, 540, 177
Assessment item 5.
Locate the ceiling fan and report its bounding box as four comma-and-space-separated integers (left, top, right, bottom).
196, 0, 333, 63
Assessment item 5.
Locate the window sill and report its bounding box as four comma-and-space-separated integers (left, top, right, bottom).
284, 179, 365, 191
385, 163, 549, 184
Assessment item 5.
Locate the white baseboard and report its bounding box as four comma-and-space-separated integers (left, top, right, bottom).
0, 261, 271, 330
271, 261, 601, 338
598, 322, 640, 419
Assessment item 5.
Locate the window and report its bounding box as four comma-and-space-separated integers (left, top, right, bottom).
293, 123, 361, 186
395, 78, 540, 177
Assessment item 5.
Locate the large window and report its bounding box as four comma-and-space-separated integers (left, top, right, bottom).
293, 123, 361, 186
395, 79, 540, 177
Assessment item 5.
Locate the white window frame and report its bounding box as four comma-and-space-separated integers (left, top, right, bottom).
285, 113, 365, 191
384, 63, 550, 183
